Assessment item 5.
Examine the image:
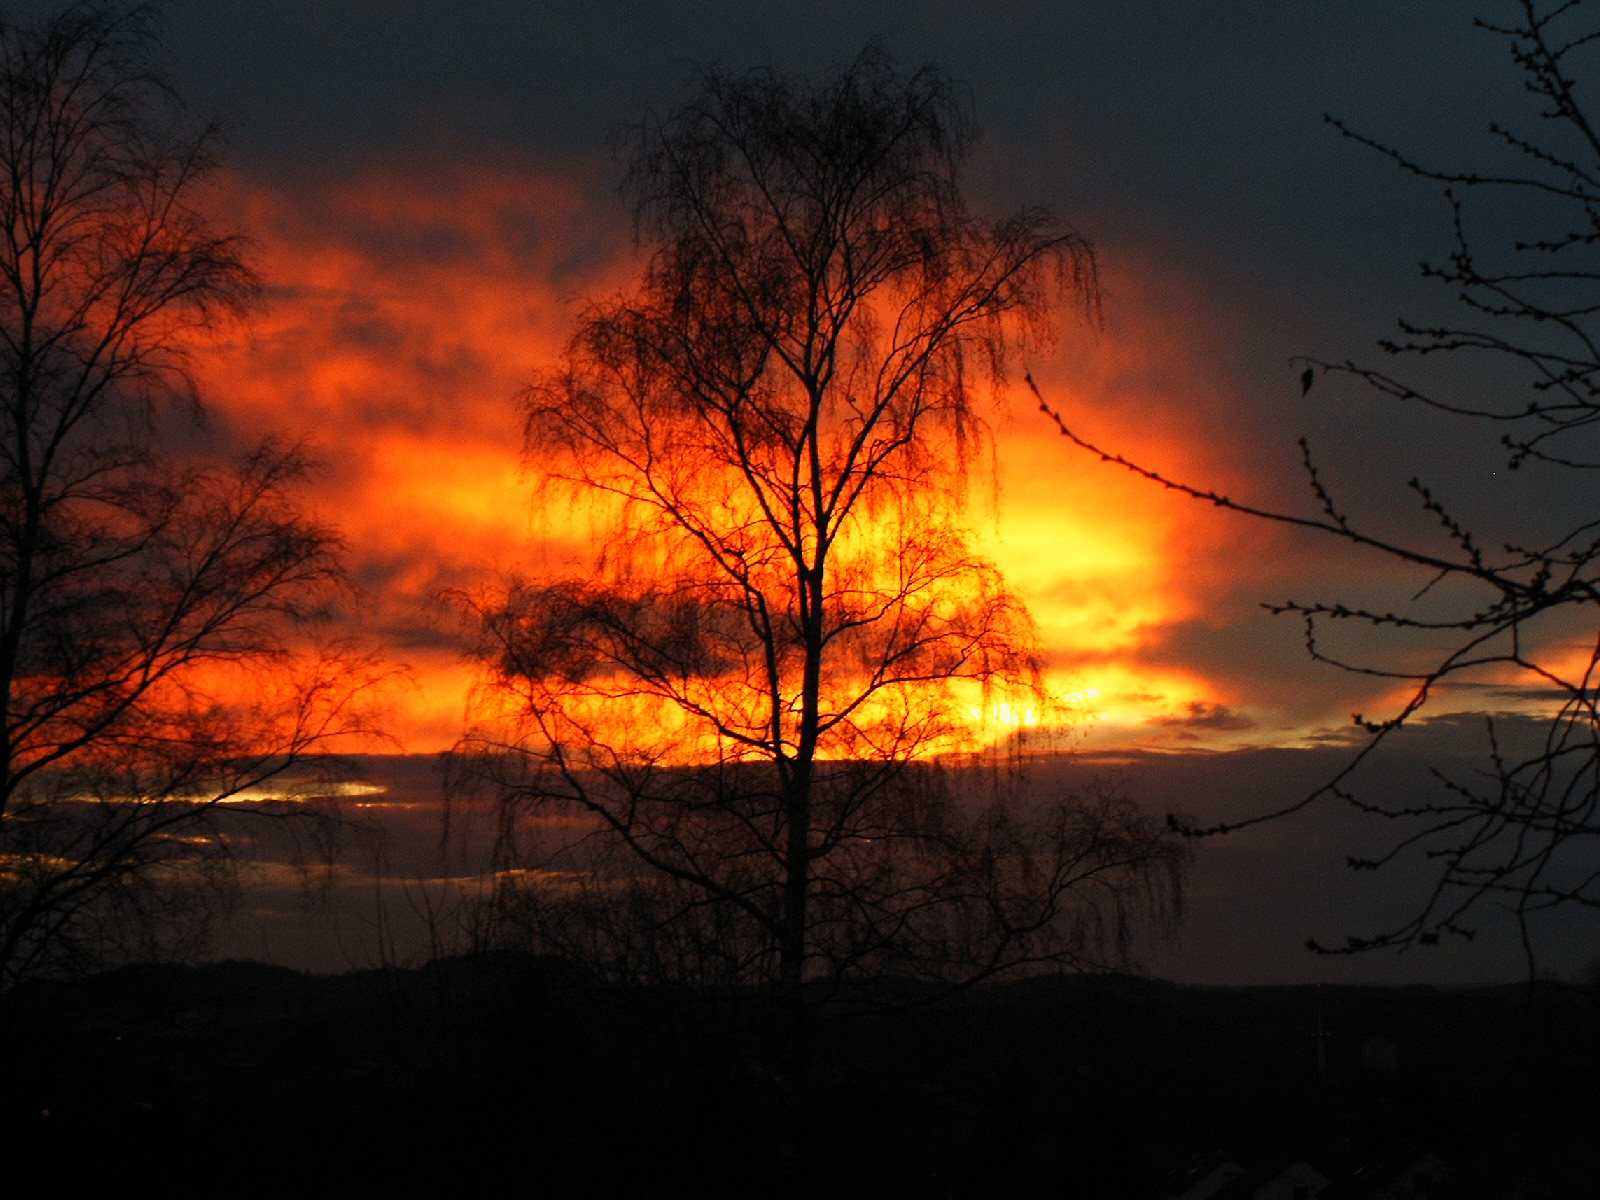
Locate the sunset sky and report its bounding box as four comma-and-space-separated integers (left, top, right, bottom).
120, 2, 1593, 979
143, 2, 1543, 753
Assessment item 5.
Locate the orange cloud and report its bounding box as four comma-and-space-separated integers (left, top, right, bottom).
188, 165, 635, 747
978, 252, 1298, 737
190, 166, 1296, 750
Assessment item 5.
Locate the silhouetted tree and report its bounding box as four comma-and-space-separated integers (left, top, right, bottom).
462, 49, 1185, 1057
1039, 0, 1600, 966
0, 3, 380, 988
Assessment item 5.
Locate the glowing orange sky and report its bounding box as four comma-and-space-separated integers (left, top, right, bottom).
192, 165, 1343, 753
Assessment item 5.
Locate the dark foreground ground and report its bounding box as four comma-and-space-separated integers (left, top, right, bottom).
4, 957, 1597, 1197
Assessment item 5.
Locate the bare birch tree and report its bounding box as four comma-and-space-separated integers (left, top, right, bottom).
462, 49, 1186, 1044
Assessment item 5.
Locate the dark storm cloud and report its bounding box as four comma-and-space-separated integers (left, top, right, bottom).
1154, 702, 1258, 732
1490, 687, 1600, 703
225, 718, 1593, 984
163, 2, 1509, 290
1065, 712, 1597, 985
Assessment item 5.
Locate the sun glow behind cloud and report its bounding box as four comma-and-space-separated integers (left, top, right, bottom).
190, 165, 1277, 751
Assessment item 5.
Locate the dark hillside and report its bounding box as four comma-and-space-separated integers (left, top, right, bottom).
5, 960, 1596, 1195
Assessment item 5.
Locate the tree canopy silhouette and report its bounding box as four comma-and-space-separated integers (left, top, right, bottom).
463, 49, 1186, 1034
1039, 0, 1600, 968
0, 2, 381, 988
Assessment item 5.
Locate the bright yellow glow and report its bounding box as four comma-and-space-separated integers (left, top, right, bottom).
203, 781, 388, 805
